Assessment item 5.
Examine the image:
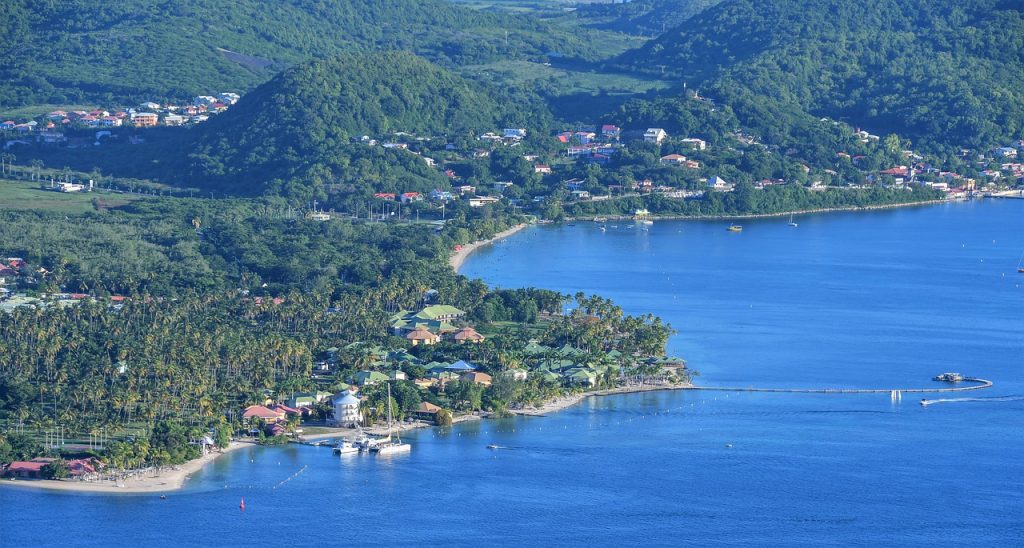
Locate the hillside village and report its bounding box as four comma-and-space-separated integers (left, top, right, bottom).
1, 92, 238, 150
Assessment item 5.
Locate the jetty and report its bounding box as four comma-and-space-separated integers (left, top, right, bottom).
684, 377, 992, 394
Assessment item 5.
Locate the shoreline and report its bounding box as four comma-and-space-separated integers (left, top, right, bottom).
0, 440, 253, 495
511, 383, 692, 416
569, 197, 954, 222
450, 223, 530, 272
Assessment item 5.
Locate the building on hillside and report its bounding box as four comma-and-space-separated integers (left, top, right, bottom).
601, 124, 621, 139
452, 326, 485, 344
468, 196, 501, 207
354, 370, 390, 387
680, 137, 707, 150
461, 372, 493, 386
644, 128, 668, 144
131, 113, 159, 127
330, 391, 361, 426
707, 176, 734, 192
390, 369, 407, 381
407, 326, 440, 346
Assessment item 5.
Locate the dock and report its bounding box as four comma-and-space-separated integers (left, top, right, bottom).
683, 377, 992, 394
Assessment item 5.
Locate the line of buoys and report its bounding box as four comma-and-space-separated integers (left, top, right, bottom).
272, 465, 308, 490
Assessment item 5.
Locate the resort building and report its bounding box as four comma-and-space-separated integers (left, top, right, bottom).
331, 391, 361, 427
461, 372, 493, 386
406, 326, 440, 346
242, 405, 286, 424
414, 402, 443, 422
453, 326, 485, 344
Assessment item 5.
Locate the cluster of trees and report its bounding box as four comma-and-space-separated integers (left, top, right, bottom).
569, 183, 943, 218
0, 0, 601, 109
571, 0, 722, 37
614, 0, 1024, 153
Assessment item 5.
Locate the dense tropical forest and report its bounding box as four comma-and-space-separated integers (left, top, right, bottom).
182, 52, 512, 196
613, 0, 1024, 152
0, 0, 603, 109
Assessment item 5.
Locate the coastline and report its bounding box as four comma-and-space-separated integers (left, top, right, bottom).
0, 440, 253, 495
450, 223, 529, 272
570, 197, 954, 222
512, 383, 692, 416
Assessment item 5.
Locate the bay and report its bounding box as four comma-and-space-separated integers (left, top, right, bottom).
2, 200, 1022, 546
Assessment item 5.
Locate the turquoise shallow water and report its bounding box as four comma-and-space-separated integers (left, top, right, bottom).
2, 200, 1022, 546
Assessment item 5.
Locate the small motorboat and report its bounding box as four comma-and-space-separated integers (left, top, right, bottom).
486, 444, 501, 450
727, 225, 743, 232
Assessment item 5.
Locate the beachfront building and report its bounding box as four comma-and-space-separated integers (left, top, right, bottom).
242, 405, 287, 424
331, 391, 361, 427
5, 458, 54, 479
414, 402, 443, 422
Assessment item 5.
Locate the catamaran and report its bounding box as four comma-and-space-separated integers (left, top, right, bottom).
372, 383, 411, 455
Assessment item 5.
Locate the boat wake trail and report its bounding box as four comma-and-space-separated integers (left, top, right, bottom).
920, 395, 1024, 406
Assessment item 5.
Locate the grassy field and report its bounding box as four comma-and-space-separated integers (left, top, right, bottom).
0, 178, 143, 214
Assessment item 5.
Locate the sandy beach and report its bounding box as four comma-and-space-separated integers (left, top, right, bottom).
300, 413, 483, 442
512, 383, 692, 416
0, 440, 254, 495
449, 223, 529, 272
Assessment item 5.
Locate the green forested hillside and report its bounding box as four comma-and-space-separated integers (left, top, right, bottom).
0, 0, 600, 109
614, 0, 1024, 151
182, 52, 504, 197
571, 0, 722, 36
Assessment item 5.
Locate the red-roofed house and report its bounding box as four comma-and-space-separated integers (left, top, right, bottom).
243, 405, 286, 424
270, 404, 301, 416
879, 166, 909, 177
6, 458, 54, 479
68, 458, 98, 477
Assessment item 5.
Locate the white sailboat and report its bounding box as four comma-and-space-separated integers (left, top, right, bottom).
372, 383, 410, 455
788, 213, 798, 227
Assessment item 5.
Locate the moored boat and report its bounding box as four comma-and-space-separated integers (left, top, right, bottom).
727, 225, 743, 232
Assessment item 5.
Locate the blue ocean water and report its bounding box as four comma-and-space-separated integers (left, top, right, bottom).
2, 200, 1022, 546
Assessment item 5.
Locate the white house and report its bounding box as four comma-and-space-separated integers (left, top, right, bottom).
468, 196, 501, 207
331, 391, 361, 426
707, 176, 734, 192
644, 128, 668, 144
680, 137, 707, 150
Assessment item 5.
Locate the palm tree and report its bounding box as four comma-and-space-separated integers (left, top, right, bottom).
0, 152, 14, 175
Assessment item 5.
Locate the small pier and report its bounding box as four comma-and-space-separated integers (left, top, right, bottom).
685, 377, 992, 394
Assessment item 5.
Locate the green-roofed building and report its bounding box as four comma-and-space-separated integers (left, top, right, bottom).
523, 341, 550, 355
558, 344, 586, 357
566, 368, 597, 386
354, 370, 390, 386
413, 305, 465, 321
